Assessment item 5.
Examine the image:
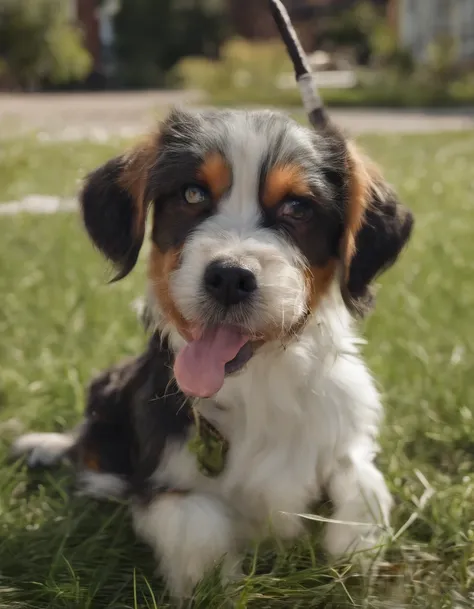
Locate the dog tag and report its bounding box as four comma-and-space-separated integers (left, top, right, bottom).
188, 410, 228, 477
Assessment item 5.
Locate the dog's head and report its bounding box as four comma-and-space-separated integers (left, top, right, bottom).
81, 108, 413, 397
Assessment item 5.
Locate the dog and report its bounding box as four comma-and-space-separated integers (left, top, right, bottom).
12, 103, 413, 598
11, 2, 413, 598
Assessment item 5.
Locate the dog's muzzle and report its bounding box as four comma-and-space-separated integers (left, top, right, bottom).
172, 261, 260, 398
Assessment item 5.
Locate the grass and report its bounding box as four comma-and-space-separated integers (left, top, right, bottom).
0, 136, 130, 201
0, 127, 474, 608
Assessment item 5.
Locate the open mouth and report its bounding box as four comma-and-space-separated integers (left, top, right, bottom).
173, 325, 255, 398
224, 341, 254, 375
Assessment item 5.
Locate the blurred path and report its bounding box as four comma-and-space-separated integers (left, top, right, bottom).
0, 91, 473, 140
326, 106, 474, 134
0, 91, 201, 141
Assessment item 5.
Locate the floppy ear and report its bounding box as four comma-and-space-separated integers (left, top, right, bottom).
80, 137, 157, 281
341, 143, 414, 314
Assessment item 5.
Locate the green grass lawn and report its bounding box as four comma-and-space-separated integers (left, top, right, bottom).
0, 129, 473, 608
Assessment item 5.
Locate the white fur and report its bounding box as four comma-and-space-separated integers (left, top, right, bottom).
171, 223, 307, 336
76, 471, 128, 499
12, 431, 128, 499
135, 283, 392, 597
133, 493, 237, 598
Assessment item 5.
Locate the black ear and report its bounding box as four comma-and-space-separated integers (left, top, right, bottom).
80, 140, 156, 281
347, 179, 414, 313
339, 144, 414, 315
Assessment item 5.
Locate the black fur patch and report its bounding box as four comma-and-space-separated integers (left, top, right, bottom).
347, 182, 414, 313
80, 157, 144, 280
74, 334, 193, 497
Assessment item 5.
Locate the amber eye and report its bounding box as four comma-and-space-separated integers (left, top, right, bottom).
279, 199, 313, 221
183, 184, 210, 205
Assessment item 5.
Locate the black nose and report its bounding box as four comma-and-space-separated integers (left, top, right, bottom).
204, 260, 257, 307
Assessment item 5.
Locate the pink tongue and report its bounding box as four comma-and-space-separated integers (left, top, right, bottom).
174, 327, 248, 398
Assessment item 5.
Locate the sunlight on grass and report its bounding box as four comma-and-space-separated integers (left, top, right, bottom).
0, 129, 473, 608
0, 136, 133, 202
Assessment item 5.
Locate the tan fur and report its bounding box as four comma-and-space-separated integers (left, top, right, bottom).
306, 260, 338, 312
148, 243, 193, 341
118, 134, 159, 239
84, 453, 100, 471
341, 142, 374, 274
197, 153, 231, 201
262, 164, 311, 208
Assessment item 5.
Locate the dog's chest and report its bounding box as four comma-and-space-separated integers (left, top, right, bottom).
227, 411, 321, 534
198, 346, 327, 532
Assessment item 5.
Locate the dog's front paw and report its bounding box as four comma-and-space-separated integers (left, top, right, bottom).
325, 518, 385, 553
324, 517, 391, 575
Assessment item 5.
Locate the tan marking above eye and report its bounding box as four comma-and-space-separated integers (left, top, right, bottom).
262, 164, 311, 208
196, 153, 231, 200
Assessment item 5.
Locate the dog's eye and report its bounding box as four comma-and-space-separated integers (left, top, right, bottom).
183, 185, 210, 205
279, 199, 313, 222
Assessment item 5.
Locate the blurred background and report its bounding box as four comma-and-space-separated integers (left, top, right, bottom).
1, 0, 474, 107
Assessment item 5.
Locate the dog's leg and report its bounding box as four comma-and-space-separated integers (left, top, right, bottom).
76, 470, 129, 499
10, 432, 75, 468
132, 492, 239, 599
324, 452, 392, 567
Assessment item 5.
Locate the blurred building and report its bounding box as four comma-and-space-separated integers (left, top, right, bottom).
71, 0, 118, 83
388, 0, 474, 65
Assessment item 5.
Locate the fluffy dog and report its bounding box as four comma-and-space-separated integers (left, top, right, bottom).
12, 2, 413, 598
13, 103, 413, 598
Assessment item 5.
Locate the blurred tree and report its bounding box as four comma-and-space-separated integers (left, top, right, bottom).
227, 0, 269, 40
370, 18, 414, 74
316, 1, 381, 65
113, 0, 229, 88
0, 0, 92, 91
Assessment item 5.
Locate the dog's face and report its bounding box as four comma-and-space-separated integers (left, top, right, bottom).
81, 109, 413, 397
